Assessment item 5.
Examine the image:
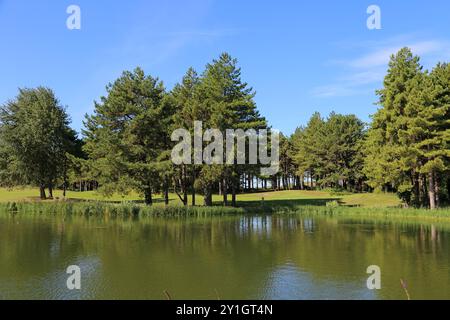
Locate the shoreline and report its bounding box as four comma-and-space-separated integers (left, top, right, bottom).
2, 201, 450, 224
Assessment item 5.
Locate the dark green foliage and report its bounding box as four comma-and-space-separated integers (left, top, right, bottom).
364, 48, 450, 209
83, 68, 173, 205
0, 87, 77, 198
291, 112, 366, 191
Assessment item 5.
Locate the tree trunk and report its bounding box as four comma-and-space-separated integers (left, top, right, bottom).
204, 187, 212, 206
412, 172, 420, 207
63, 159, 67, 198
183, 190, 188, 206
419, 174, 427, 207
428, 172, 437, 210
447, 177, 450, 206
434, 172, 440, 208
223, 177, 228, 206
48, 184, 53, 199
164, 181, 169, 206
39, 185, 47, 200
231, 181, 237, 207
182, 167, 188, 206
192, 170, 196, 206
144, 188, 153, 206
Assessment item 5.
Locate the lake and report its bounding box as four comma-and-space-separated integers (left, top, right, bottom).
0, 213, 449, 300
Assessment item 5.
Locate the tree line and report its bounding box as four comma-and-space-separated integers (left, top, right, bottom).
0, 49, 449, 209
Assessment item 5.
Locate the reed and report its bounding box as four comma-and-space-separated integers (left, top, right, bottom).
0, 201, 245, 218
1, 200, 450, 222
270, 205, 450, 223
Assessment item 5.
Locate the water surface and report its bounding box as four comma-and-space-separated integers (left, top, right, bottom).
0, 213, 449, 299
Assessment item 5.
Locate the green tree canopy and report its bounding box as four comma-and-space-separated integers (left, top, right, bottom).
0, 87, 76, 199
83, 67, 173, 205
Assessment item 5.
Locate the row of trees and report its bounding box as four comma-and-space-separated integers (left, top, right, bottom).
83, 53, 267, 206
0, 49, 449, 209
278, 48, 450, 209
289, 112, 366, 191
364, 48, 450, 209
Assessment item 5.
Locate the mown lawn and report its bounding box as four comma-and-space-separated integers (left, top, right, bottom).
0, 187, 401, 208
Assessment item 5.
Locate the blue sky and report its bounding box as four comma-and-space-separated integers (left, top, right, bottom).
0, 0, 449, 135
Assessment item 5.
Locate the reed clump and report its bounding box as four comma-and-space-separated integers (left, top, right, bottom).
273, 205, 450, 221
0, 201, 245, 218
1, 201, 450, 221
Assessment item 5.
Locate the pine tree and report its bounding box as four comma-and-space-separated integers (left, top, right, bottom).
196, 53, 267, 206
292, 112, 365, 190
364, 48, 424, 206
171, 67, 202, 205
292, 112, 325, 188
409, 63, 450, 208
83, 68, 171, 205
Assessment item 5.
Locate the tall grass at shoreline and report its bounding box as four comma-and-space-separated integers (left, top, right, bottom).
1, 200, 450, 222
0, 201, 245, 218
277, 205, 450, 220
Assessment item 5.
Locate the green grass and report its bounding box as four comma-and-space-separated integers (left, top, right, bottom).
339, 192, 401, 208
0, 188, 400, 210
0, 188, 144, 203
0, 188, 401, 208
231, 190, 402, 211
2, 188, 450, 221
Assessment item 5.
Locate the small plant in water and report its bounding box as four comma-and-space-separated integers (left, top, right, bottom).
7, 202, 18, 213
400, 279, 411, 300
326, 200, 340, 208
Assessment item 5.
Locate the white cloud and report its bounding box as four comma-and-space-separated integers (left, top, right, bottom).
341, 69, 385, 85
349, 40, 446, 68
312, 37, 450, 98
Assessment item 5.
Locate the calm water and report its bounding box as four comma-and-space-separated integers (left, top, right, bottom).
0, 213, 449, 300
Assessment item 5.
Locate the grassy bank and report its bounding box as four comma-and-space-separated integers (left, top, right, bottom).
2, 187, 450, 221
0, 188, 401, 207
1, 197, 450, 223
